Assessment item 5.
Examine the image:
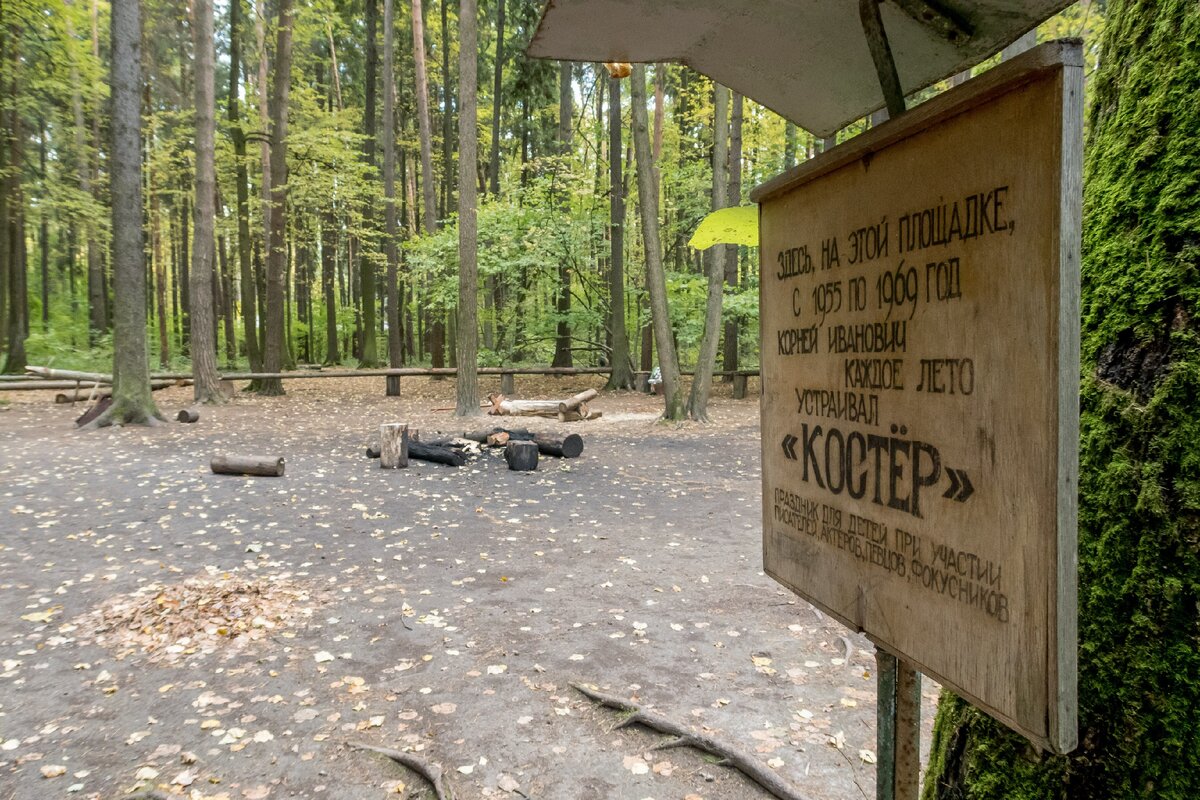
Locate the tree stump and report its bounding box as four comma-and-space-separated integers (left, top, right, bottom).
380, 423, 410, 468
634, 371, 650, 393
732, 373, 748, 400
211, 455, 285, 477
504, 440, 539, 471
500, 373, 515, 396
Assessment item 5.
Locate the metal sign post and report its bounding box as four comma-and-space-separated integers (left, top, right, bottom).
875, 649, 922, 800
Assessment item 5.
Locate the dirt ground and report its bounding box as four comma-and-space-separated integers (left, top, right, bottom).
0, 376, 940, 800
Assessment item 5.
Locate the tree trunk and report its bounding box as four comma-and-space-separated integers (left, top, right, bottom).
255, 0, 271, 273
38, 120, 48, 330
605, 74, 633, 389
259, 0, 293, 396
90, 0, 160, 425
925, 4, 1200, 797
722, 91, 743, 379
455, 0, 480, 416
359, 0, 380, 367
151, 171, 169, 367
411, 0, 442, 369
383, 0, 402, 392
83, 0, 106, 342
178, 196, 190, 354
552, 60, 573, 368
412, 0, 437, 237
228, 0, 260, 372
486, 0, 504, 196
630, 64, 684, 420
189, 0, 222, 403
321, 213, 339, 363
439, 0, 452, 219
218, 233, 236, 364
687, 82, 728, 421
783, 121, 798, 170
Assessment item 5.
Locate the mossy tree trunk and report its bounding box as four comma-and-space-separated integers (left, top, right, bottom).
924, 3, 1200, 798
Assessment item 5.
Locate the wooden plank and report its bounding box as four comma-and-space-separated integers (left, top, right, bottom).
757, 41, 1080, 753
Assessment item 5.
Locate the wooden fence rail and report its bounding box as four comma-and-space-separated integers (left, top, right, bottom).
4, 365, 761, 399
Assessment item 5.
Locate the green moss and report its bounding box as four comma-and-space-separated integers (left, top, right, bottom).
924, 2, 1200, 797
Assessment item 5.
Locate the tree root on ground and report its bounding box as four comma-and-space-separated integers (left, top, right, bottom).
572, 683, 814, 800
347, 741, 452, 800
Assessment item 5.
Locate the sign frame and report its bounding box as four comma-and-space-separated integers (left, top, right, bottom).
751, 40, 1082, 754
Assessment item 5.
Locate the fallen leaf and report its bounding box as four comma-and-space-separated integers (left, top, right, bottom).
431, 703, 457, 715
41, 765, 67, 779
622, 755, 649, 775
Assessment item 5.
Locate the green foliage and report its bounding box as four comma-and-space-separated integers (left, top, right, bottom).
924, 2, 1200, 798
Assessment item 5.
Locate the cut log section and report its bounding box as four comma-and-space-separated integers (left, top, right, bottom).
177, 408, 200, 423
463, 428, 584, 458
558, 388, 598, 415
380, 423, 410, 469
504, 440, 539, 471
211, 455, 285, 477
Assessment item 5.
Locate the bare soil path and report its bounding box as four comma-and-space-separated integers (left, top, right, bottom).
0, 377, 937, 800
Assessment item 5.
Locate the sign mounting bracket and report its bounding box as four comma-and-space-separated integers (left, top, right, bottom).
859, 0, 909, 119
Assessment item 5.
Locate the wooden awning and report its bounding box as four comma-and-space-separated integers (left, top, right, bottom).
526, 0, 1073, 137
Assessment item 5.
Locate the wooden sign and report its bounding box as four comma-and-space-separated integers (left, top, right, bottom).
752, 42, 1082, 753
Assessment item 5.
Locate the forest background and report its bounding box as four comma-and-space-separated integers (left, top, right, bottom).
0, 0, 1104, 401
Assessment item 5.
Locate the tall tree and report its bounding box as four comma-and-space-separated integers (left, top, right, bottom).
383, 0, 402, 393
604, 72, 633, 389
925, 3, 1200, 797
189, 0, 222, 402
89, 0, 160, 426
227, 0, 260, 372
687, 82, 728, 421
454, 0, 479, 415
86, 0, 106, 341
551, 60, 573, 368
722, 91, 743, 377
439, 0, 452, 217
259, 0, 294, 396
486, 0, 504, 196
411, 0, 440, 366
359, 0, 380, 366
630, 64, 684, 420
1, 23, 26, 375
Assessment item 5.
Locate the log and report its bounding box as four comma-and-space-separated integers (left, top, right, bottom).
462, 428, 584, 458
367, 440, 466, 466
504, 440, 539, 471
55, 381, 183, 404
75, 396, 112, 428
177, 408, 200, 423
558, 388, 598, 415
380, 423, 410, 469
409, 441, 466, 467
210, 455, 285, 477
26, 366, 113, 383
